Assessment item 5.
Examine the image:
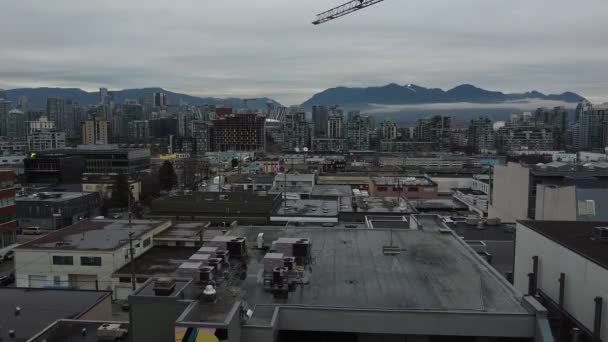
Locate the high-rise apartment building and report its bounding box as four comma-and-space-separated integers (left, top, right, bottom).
0, 99, 12, 136
380, 119, 397, 141
27, 130, 66, 152
128, 120, 150, 143
191, 120, 211, 156
311, 105, 328, 138
6, 109, 25, 138
285, 111, 311, 151
210, 113, 265, 152
415, 115, 452, 150
327, 110, 344, 139
346, 114, 370, 151
467, 117, 495, 152
81, 118, 109, 145
579, 102, 608, 150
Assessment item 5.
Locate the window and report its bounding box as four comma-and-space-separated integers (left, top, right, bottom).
143, 238, 151, 248
119, 277, 131, 283
377, 186, 387, 191
52, 255, 73, 265
53, 276, 61, 286
81, 256, 102, 266
176, 241, 185, 247
408, 187, 419, 192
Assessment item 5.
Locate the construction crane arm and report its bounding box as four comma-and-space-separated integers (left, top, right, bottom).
312, 0, 385, 25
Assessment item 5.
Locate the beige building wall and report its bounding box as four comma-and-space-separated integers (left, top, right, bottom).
488, 162, 530, 223
535, 185, 577, 220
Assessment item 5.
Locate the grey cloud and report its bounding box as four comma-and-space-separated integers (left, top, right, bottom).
0, 0, 607, 104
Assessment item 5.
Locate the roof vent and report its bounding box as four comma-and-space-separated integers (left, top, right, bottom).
14, 306, 21, 316
592, 227, 608, 242
152, 278, 176, 296
97, 323, 128, 338
8, 329, 15, 338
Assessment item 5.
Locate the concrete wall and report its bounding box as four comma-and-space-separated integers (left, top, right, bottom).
489, 163, 530, 223
514, 223, 608, 341
79, 294, 113, 320
535, 185, 577, 221
429, 177, 474, 194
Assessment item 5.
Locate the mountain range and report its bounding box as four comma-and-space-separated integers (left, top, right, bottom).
2, 84, 585, 113
301, 83, 585, 110
2, 87, 281, 111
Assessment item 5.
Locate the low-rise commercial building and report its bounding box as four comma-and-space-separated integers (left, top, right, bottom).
124, 222, 552, 342
16, 191, 100, 230
515, 221, 608, 342
370, 176, 438, 198
0, 288, 112, 341
150, 192, 281, 225
489, 162, 608, 222
14, 219, 171, 295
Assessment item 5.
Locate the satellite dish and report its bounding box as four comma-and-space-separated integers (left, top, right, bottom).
295, 147, 301, 153
303, 147, 309, 152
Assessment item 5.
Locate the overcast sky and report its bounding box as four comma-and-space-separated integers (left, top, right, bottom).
1, 0, 607, 105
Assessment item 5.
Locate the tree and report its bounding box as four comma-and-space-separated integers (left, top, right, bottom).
158, 160, 178, 191
110, 173, 131, 209
140, 172, 161, 205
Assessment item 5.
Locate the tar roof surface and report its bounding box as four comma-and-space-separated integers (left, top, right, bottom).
220, 226, 526, 314
15, 192, 93, 202
17, 219, 166, 251
0, 288, 111, 342
273, 199, 338, 217
520, 220, 608, 269
114, 247, 199, 277
29, 320, 130, 342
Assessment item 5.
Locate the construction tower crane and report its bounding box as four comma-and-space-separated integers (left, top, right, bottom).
312, 0, 385, 25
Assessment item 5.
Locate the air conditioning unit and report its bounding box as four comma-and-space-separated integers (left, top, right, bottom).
97, 323, 128, 338
592, 227, 608, 241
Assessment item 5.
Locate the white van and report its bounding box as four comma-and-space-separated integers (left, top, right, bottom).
22, 227, 43, 235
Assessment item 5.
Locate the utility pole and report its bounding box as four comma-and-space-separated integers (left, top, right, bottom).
128, 183, 132, 226
129, 231, 136, 291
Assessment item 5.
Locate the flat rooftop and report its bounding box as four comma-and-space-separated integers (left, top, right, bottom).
352, 196, 416, 214
186, 226, 528, 323
0, 288, 111, 341
311, 185, 353, 197
372, 176, 435, 186
273, 199, 338, 217
114, 247, 198, 277
15, 191, 93, 202
29, 320, 130, 342
520, 220, 608, 269
154, 222, 214, 240
17, 219, 169, 251
366, 215, 409, 229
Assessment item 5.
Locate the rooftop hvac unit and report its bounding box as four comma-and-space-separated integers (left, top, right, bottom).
292, 239, 311, 258
199, 266, 214, 282
215, 250, 230, 263
592, 227, 608, 241
97, 323, 128, 338
152, 278, 176, 296
206, 258, 223, 272
227, 237, 247, 256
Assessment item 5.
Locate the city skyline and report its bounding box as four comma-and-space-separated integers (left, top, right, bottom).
1, 0, 607, 104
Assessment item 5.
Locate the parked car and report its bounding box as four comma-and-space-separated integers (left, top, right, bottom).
22, 227, 43, 235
